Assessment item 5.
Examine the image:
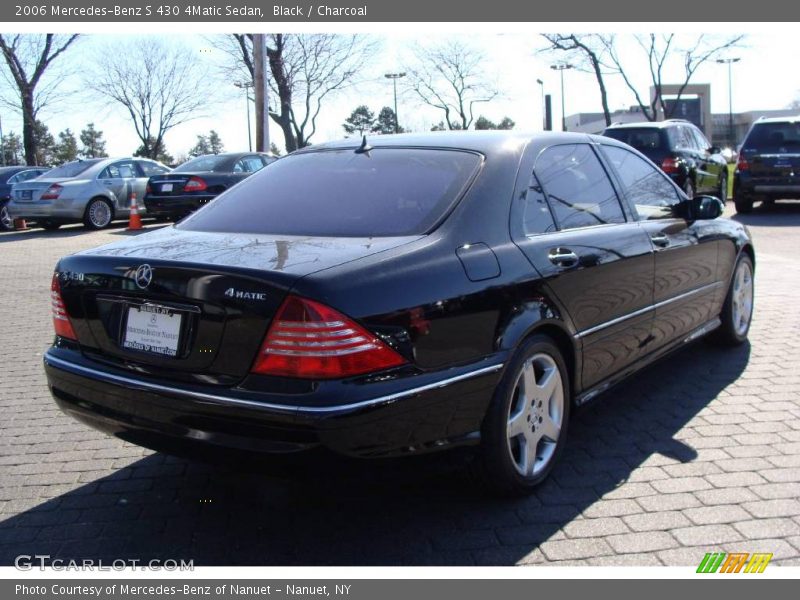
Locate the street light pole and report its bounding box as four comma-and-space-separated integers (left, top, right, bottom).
550, 63, 574, 132
234, 81, 254, 152
716, 57, 740, 147
536, 79, 545, 131
384, 72, 406, 133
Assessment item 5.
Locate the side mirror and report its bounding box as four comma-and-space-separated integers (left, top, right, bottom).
690, 195, 724, 220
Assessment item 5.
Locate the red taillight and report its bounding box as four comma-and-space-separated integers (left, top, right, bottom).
51, 274, 77, 340
737, 156, 749, 171
184, 177, 207, 192
660, 157, 680, 174
41, 184, 63, 200
251, 295, 407, 379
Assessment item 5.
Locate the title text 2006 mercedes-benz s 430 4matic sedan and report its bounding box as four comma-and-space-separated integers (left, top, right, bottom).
44, 132, 755, 494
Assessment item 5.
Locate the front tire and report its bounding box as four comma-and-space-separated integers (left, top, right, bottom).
710, 253, 754, 346
734, 193, 754, 214
83, 198, 114, 230
473, 334, 571, 495
718, 172, 728, 203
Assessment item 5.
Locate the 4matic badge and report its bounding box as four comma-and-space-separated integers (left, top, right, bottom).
224, 288, 267, 301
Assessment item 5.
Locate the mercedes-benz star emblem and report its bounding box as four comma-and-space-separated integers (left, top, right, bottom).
134, 264, 153, 289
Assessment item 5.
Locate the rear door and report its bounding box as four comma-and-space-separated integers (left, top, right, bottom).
513, 142, 655, 390
601, 144, 719, 348
99, 159, 140, 211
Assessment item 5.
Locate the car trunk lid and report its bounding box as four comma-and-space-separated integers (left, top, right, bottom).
56, 226, 420, 385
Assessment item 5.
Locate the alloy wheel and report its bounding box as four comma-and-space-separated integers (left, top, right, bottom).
731, 259, 754, 336
506, 353, 564, 477
88, 200, 112, 228
0, 204, 12, 230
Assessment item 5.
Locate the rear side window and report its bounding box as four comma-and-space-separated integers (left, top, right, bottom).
139, 161, 170, 176
43, 160, 101, 179
534, 144, 626, 230
179, 148, 482, 237
743, 122, 800, 153
603, 128, 666, 152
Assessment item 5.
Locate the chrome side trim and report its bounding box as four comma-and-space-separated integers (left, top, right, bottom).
575, 281, 723, 339
44, 354, 504, 415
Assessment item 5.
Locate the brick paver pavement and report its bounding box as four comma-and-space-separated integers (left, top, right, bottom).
1, 204, 799, 566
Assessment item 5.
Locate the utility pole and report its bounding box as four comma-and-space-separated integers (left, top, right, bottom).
716, 57, 741, 147
234, 81, 253, 152
384, 72, 406, 133
550, 63, 574, 132
536, 79, 545, 131
253, 34, 269, 152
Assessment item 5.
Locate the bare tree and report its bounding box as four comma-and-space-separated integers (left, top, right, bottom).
540, 34, 613, 126
601, 34, 745, 121
87, 38, 210, 159
212, 34, 376, 152
407, 40, 498, 130
0, 34, 80, 165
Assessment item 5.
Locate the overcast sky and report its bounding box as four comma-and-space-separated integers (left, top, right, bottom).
1, 31, 796, 159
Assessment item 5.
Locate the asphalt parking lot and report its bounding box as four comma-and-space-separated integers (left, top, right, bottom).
1, 204, 799, 567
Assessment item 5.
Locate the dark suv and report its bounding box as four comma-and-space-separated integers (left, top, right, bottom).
603, 120, 728, 202
733, 116, 800, 213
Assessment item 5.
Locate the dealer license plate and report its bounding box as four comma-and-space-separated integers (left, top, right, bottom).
161, 183, 173, 192
123, 304, 182, 357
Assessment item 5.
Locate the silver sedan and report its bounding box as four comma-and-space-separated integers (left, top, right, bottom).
7, 157, 171, 230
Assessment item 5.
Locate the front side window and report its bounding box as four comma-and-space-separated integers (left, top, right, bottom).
179, 148, 482, 237
603, 145, 682, 220
100, 161, 138, 179
534, 144, 626, 230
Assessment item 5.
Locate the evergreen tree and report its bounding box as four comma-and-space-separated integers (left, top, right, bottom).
134, 137, 173, 165
54, 129, 79, 165
32, 121, 55, 166
343, 105, 376, 136
372, 106, 404, 134
208, 130, 224, 154
189, 134, 211, 157
79, 122, 108, 158
269, 142, 282, 156
1, 132, 24, 165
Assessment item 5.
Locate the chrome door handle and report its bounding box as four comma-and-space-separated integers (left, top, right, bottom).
548, 247, 579, 268
650, 233, 670, 248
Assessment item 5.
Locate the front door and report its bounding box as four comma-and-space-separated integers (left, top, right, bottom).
600, 144, 720, 349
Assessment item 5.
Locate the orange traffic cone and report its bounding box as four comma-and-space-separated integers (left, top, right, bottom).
127, 192, 142, 231
14, 218, 28, 231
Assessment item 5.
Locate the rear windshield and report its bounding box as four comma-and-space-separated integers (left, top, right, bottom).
603, 128, 667, 152
178, 148, 482, 237
174, 155, 230, 173
743, 122, 800, 153
44, 159, 102, 179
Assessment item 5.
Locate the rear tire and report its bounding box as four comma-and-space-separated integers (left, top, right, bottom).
83, 198, 114, 230
734, 195, 754, 214
472, 334, 571, 495
0, 201, 13, 231
710, 253, 754, 346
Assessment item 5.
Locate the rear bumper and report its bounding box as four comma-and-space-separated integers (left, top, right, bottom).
6, 200, 85, 220
143, 195, 216, 216
44, 347, 503, 458
734, 176, 800, 199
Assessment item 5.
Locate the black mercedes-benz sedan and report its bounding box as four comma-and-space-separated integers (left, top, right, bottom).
44, 132, 755, 494
143, 152, 275, 219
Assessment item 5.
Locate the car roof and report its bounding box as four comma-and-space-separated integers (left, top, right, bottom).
291, 130, 621, 157
603, 120, 693, 131
753, 115, 800, 125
